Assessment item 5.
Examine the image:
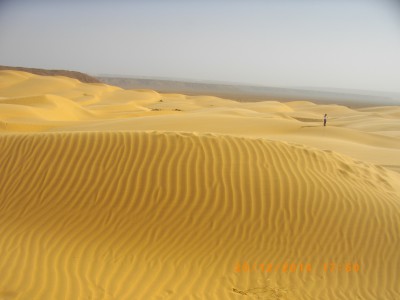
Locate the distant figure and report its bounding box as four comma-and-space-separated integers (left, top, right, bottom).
323, 114, 327, 126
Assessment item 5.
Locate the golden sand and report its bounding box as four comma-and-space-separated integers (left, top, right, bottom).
0, 70, 399, 299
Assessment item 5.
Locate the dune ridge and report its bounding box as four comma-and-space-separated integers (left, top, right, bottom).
1, 70, 400, 174
1, 131, 399, 299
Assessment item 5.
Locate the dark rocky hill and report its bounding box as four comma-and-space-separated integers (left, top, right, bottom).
0, 65, 101, 84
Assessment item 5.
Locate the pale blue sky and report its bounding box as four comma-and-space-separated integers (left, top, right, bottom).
1, 0, 400, 93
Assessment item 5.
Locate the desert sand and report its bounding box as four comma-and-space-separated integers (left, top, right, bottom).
0, 70, 399, 299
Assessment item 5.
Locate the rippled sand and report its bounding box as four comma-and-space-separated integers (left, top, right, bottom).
1, 70, 399, 299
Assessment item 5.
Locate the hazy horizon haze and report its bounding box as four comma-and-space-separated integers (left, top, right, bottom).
1, 0, 400, 95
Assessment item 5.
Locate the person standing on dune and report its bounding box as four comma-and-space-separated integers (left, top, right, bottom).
323, 114, 327, 126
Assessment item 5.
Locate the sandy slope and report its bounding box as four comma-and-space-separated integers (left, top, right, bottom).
0, 71, 400, 299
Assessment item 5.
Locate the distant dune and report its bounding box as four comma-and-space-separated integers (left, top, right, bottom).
1, 70, 400, 299
98, 76, 400, 106
0, 65, 101, 83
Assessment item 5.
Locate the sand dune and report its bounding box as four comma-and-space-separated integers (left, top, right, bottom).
1, 71, 399, 172
1, 131, 399, 299
0, 70, 400, 299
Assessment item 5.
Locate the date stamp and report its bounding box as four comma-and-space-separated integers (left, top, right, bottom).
234, 262, 360, 273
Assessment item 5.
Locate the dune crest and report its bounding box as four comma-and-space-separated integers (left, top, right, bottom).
1, 70, 399, 173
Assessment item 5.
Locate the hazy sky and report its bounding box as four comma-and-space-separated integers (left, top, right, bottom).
1, 0, 400, 92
